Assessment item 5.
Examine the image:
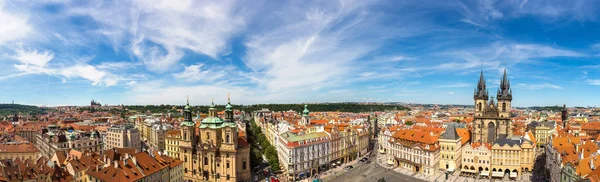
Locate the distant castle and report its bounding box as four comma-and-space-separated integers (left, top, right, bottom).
91, 99, 101, 107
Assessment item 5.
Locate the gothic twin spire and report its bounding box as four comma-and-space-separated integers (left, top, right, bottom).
474, 69, 512, 101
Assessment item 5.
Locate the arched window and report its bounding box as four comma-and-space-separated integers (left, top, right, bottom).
183, 133, 187, 140
502, 103, 507, 112
226, 134, 230, 143
226, 162, 230, 168
206, 132, 210, 140
242, 161, 247, 170
204, 157, 208, 165
478, 103, 482, 111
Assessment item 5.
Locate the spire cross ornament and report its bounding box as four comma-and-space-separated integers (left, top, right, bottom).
186, 95, 189, 105
228, 93, 231, 103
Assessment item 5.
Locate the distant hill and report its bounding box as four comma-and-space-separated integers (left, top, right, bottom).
0, 104, 49, 116
127, 103, 409, 114
528, 106, 564, 112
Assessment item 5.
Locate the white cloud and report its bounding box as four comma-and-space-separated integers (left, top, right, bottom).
60, 65, 117, 86
173, 64, 233, 83
586, 79, 600, 86
515, 83, 563, 89
11, 49, 53, 67
433, 83, 471, 88
96, 61, 141, 70
446, 92, 455, 95
11, 48, 54, 74
61, 0, 250, 72
592, 43, 600, 51
0, 1, 32, 44
7, 48, 130, 87
244, 1, 386, 92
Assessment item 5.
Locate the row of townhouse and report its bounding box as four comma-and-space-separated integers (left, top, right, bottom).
379, 123, 536, 179
256, 105, 371, 181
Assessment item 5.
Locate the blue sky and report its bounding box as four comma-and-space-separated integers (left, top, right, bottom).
1, 0, 600, 107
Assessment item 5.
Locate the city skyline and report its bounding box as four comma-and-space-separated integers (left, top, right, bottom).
1, 0, 600, 107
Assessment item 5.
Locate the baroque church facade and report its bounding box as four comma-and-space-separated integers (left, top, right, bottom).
471, 70, 513, 144
179, 98, 251, 182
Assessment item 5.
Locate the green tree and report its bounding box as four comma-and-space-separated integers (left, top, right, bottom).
405, 121, 414, 125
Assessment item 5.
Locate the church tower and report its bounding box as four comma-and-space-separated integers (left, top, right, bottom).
474, 70, 489, 117
497, 69, 512, 118
223, 95, 238, 150
180, 98, 196, 176
301, 104, 310, 125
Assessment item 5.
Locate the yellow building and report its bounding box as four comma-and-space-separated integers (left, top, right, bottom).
490, 136, 536, 179
179, 98, 251, 182
0, 135, 40, 161
528, 121, 556, 148
166, 129, 181, 159
439, 124, 470, 173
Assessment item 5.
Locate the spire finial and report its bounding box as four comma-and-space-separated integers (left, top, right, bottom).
228, 93, 231, 103
212, 98, 214, 105
186, 95, 189, 105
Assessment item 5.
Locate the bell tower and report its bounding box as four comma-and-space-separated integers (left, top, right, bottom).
497, 69, 512, 118
474, 70, 489, 117
180, 97, 196, 175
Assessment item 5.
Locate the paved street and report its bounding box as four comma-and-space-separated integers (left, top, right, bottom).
326, 160, 426, 182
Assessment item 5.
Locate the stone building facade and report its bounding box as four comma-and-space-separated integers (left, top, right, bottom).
179, 98, 251, 182
471, 70, 513, 144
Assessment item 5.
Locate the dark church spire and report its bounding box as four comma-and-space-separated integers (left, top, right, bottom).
474, 70, 489, 100
497, 69, 512, 100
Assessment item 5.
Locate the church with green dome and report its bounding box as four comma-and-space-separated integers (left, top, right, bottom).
178, 96, 251, 182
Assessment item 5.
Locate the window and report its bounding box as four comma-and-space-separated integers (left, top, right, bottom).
242, 161, 247, 170
502, 103, 506, 112
226, 134, 230, 143
227, 162, 230, 168
204, 157, 208, 165
478, 103, 482, 111
206, 132, 210, 139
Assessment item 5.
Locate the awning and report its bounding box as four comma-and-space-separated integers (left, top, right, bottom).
446, 167, 455, 172
462, 169, 476, 173
337, 161, 341, 164
387, 160, 394, 165
480, 171, 489, 176
379, 150, 386, 154
510, 172, 518, 178
492, 172, 504, 177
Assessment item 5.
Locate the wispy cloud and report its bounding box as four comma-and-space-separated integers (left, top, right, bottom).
586, 79, 600, 86
433, 83, 471, 88
0, 0, 32, 44
516, 83, 563, 89
173, 64, 235, 83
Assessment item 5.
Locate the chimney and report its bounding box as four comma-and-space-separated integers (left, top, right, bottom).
592, 157, 596, 170
132, 156, 137, 166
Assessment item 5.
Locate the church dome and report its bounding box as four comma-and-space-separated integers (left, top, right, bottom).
303, 104, 309, 113
201, 117, 224, 124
